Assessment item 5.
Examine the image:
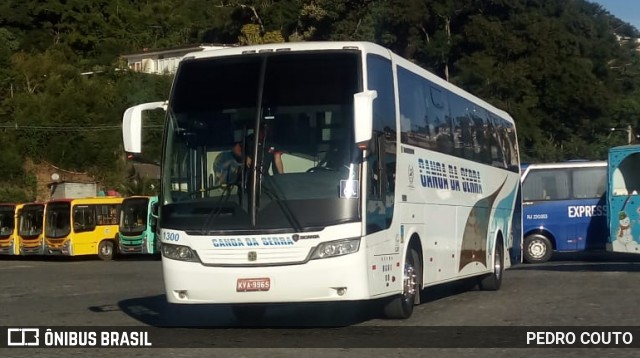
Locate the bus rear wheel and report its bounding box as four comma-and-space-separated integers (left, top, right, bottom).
98, 240, 115, 261
383, 247, 421, 319
523, 234, 552, 263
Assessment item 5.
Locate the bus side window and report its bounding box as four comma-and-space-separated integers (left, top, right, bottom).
96, 204, 120, 225
73, 206, 96, 232
111, 205, 120, 224
367, 132, 395, 196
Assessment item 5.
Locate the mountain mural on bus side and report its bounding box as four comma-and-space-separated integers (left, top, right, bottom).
458, 179, 506, 271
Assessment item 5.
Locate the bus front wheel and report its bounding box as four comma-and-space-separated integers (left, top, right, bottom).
523, 234, 552, 263
98, 240, 115, 261
383, 247, 422, 319
478, 239, 504, 291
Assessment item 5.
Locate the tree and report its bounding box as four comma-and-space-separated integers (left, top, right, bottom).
1, 0, 640, 199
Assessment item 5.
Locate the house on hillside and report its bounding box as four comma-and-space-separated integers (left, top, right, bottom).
615, 34, 640, 51
131, 163, 160, 180
120, 44, 228, 75
48, 181, 98, 200
25, 160, 127, 201
26, 160, 97, 201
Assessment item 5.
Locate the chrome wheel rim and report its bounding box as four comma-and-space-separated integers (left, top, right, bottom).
101, 243, 112, 256
402, 261, 417, 304
494, 245, 502, 279
528, 239, 546, 259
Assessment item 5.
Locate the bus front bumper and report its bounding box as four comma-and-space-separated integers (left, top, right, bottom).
0, 241, 18, 255
45, 241, 71, 256
119, 239, 151, 254
162, 253, 371, 304
21, 245, 44, 255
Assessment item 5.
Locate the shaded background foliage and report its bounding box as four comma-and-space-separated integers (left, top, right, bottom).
0, 0, 639, 201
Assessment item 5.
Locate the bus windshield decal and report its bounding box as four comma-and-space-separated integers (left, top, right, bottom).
212, 236, 296, 248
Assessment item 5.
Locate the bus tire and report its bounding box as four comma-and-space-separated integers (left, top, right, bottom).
98, 240, 115, 261
479, 239, 504, 291
523, 234, 552, 263
231, 304, 266, 323
383, 247, 421, 319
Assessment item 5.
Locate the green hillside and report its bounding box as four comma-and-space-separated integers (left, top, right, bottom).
1, 0, 639, 201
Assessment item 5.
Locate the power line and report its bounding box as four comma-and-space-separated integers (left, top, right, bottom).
0, 124, 163, 132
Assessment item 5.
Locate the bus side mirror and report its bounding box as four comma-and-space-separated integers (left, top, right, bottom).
151, 203, 159, 220
122, 101, 167, 155
353, 90, 377, 145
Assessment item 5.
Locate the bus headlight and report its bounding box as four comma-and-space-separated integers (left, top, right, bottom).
162, 243, 200, 262
310, 238, 361, 260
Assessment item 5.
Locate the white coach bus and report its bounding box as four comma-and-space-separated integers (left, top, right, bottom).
122, 41, 521, 320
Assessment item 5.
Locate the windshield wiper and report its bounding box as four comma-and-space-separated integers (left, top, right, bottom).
260, 174, 302, 233
200, 183, 237, 234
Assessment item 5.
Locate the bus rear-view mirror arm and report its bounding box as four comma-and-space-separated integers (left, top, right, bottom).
151, 203, 159, 220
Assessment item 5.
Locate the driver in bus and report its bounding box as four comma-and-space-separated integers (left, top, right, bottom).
212, 142, 244, 187
213, 123, 285, 189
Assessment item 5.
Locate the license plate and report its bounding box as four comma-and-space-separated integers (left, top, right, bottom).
236, 278, 271, 292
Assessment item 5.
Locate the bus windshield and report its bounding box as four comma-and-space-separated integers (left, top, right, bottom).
0, 206, 15, 237
162, 51, 362, 234
45, 202, 71, 238
119, 197, 149, 235
19, 205, 44, 237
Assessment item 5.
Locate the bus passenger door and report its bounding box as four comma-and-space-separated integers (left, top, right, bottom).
364, 53, 399, 295
72, 205, 98, 255
570, 167, 608, 251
